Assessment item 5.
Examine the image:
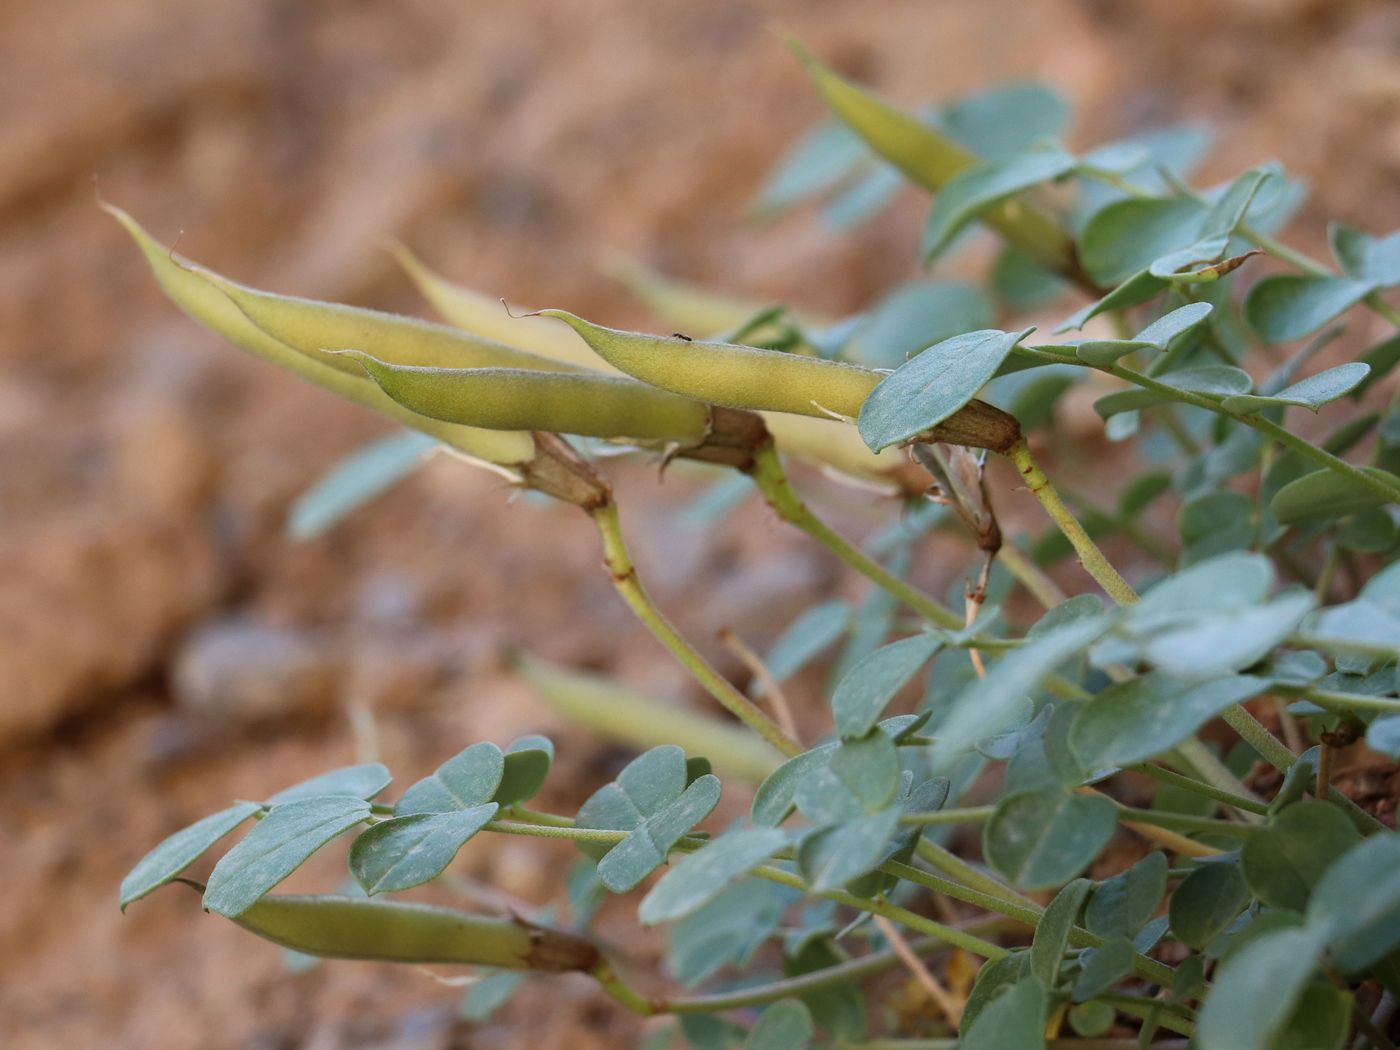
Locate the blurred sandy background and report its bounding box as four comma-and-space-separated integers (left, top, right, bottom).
3, 1, 1400, 1047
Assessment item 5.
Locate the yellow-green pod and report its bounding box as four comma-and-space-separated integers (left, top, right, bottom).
537, 310, 880, 420
516, 655, 784, 783
391, 245, 606, 371
391, 252, 918, 480
341, 353, 711, 444
793, 44, 1076, 278
107, 205, 536, 466
198, 267, 582, 379
232, 894, 600, 972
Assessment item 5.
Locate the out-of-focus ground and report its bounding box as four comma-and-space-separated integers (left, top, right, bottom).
3, 1, 1400, 1047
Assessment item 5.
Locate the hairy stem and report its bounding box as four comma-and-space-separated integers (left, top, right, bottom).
1008, 439, 1140, 604
590, 499, 801, 757
749, 441, 963, 629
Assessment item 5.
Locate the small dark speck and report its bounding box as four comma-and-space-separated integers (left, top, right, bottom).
672, 332, 692, 341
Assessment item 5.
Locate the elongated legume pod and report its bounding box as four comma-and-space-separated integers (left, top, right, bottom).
538, 310, 1021, 452
539, 309, 881, 418
393, 252, 920, 484
107, 205, 536, 466
200, 266, 581, 378
343, 354, 711, 443
793, 43, 1080, 281
391, 244, 606, 371
232, 894, 600, 972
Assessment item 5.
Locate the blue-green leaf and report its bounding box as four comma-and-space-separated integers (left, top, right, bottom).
754, 121, 867, 216
1367, 715, 1400, 759
1241, 801, 1361, 911
828, 731, 900, 812
1244, 274, 1374, 343
797, 806, 902, 892
267, 764, 392, 806
984, 787, 1117, 889
597, 775, 722, 893
396, 743, 505, 816
666, 879, 792, 987
287, 430, 436, 539
844, 281, 993, 369
1197, 925, 1326, 1050
940, 82, 1068, 162
858, 328, 1032, 452
1308, 832, 1400, 971
751, 746, 836, 827
744, 999, 813, 1050
1070, 673, 1266, 769
1272, 467, 1400, 524
1031, 878, 1091, 987
495, 736, 554, 806
923, 149, 1078, 261
1072, 939, 1135, 1002
1084, 852, 1168, 940
760, 602, 849, 689
1142, 592, 1314, 677
204, 796, 371, 917
1079, 196, 1206, 287
933, 616, 1109, 765
1074, 301, 1212, 366
120, 801, 263, 910
1222, 362, 1369, 413
1169, 859, 1250, 949
830, 633, 943, 739
639, 828, 789, 924
1329, 223, 1400, 287
960, 976, 1047, 1050
349, 805, 498, 894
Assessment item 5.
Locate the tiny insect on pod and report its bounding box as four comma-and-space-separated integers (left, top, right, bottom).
106, 204, 537, 467
341, 354, 711, 444
537, 310, 1022, 453
231, 894, 601, 973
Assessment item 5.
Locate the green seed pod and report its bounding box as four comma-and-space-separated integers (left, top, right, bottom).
393, 253, 919, 485
392, 244, 605, 371
107, 205, 536, 466
792, 43, 1079, 282
342, 353, 710, 443
536, 311, 1021, 453
198, 266, 582, 379
538, 309, 881, 419
232, 894, 600, 972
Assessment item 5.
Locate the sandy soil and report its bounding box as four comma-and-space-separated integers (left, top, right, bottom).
3, 1, 1400, 1047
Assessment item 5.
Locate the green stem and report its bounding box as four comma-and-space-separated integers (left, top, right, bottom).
881, 861, 1178, 990
749, 862, 1010, 961
657, 920, 1009, 1015
590, 499, 801, 758
1287, 686, 1400, 714
1008, 439, 1140, 604
899, 804, 1250, 838
749, 442, 963, 630
1131, 762, 1271, 817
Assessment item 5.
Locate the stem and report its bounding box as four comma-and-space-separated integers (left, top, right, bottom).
750, 862, 1010, 961
997, 542, 1068, 609
881, 861, 1178, 991
1130, 763, 1271, 817
749, 442, 964, 630
656, 921, 1006, 1015
590, 499, 801, 758
1008, 439, 1140, 604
